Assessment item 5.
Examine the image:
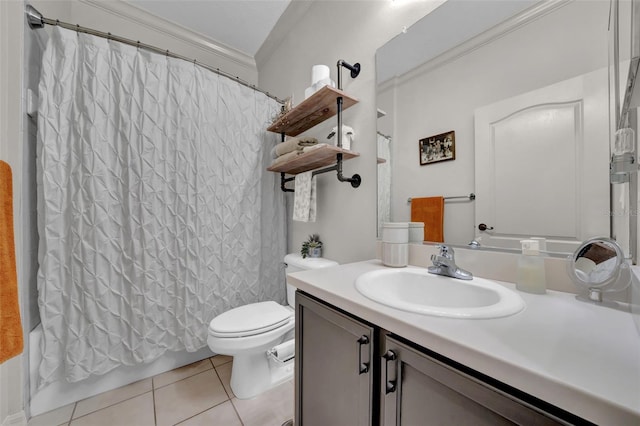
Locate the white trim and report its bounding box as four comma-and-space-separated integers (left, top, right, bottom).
393, 0, 572, 86
1, 412, 26, 426
0, 0, 6, 161
80, 0, 257, 72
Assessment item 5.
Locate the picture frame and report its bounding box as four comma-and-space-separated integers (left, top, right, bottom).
419, 130, 455, 165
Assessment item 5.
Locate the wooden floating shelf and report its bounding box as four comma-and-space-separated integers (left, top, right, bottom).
267, 145, 360, 175
267, 86, 359, 137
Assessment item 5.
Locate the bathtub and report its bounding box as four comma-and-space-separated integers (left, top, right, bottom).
29, 324, 214, 416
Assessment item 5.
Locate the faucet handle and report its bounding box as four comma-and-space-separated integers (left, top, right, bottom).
436, 244, 454, 258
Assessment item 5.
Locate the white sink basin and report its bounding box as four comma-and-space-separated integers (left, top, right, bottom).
355, 268, 525, 319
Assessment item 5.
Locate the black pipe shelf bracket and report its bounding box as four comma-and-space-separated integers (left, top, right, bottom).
280, 173, 295, 192
274, 59, 362, 193
333, 59, 362, 189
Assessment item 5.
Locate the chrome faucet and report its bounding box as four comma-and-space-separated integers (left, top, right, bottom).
428, 245, 473, 280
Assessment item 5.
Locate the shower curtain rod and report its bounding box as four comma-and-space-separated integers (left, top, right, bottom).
377, 131, 392, 140
25, 5, 285, 104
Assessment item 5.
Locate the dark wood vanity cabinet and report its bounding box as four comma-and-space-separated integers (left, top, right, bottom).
381, 335, 565, 425
295, 292, 378, 426
296, 291, 584, 426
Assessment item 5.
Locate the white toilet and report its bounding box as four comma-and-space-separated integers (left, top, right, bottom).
207, 253, 338, 399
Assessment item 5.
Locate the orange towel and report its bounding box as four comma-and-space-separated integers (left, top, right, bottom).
0, 160, 23, 363
410, 196, 444, 242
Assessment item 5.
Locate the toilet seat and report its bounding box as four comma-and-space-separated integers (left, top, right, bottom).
209, 301, 293, 338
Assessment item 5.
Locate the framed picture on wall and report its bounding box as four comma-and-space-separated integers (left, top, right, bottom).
419, 130, 455, 165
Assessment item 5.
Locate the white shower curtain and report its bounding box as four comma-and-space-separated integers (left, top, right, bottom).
36, 27, 285, 387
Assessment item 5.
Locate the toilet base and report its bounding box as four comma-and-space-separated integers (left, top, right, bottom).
230, 339, 294, 399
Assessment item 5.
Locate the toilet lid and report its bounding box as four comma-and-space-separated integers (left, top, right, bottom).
209, 301, 293, 338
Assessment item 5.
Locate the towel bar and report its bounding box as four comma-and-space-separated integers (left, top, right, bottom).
279, 155, 361, 192
407, 193, 476, 203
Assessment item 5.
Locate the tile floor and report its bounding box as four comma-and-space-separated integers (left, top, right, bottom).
28, 355, 294, 426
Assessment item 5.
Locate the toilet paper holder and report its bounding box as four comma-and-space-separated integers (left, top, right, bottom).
266, 339, 295, 365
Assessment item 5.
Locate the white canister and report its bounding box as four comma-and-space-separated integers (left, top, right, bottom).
408, 222, 425, 243
382, 222, 409, 244
382, 242, 408, 268
311, 65, 330, 85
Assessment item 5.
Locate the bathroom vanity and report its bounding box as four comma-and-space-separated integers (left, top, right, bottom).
289, 261, 640, 425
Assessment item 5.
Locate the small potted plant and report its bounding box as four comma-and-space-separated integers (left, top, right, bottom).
301, 234, 323, 258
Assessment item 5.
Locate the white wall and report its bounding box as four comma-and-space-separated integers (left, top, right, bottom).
378, 0, 611, 246
257, 0, 445, 263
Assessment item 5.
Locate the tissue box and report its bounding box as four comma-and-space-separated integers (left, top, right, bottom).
327, 125, 355, 150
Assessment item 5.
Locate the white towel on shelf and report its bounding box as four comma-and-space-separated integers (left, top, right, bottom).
301, 143, 327, 153
293, 171, 316, 222
271, 150, 300, 166
273, 137, 318, 158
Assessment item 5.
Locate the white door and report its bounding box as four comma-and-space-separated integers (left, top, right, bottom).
474, 68, 610, 252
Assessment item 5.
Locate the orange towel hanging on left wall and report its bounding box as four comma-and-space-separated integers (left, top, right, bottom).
0, 160, 23, 363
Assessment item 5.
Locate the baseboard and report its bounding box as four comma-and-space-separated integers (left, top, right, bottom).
1, 412, 26, 426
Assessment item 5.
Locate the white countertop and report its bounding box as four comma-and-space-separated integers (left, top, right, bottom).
287, 260, 640, 426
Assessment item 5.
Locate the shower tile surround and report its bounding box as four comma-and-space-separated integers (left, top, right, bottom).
27, 355, 294, 426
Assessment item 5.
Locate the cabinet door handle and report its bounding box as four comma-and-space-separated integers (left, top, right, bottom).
357, 335, 370, 374
383, 350, 398, 394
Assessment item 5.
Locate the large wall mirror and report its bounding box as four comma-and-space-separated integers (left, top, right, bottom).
376, 0, 637, 255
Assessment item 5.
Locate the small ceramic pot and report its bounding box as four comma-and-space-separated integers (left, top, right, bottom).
309, 247, 322, 258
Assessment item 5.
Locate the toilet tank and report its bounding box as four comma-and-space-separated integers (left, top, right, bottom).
284, 253, 338, 307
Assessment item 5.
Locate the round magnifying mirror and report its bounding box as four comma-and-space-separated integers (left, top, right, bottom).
568, 237, 630, 303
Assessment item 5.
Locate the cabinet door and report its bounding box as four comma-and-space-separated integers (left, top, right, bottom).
381, 335, 564, 426
296, 292, 376, 426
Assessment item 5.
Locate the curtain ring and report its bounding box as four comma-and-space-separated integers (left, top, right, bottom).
166, 50, 170, 57
136, 41, 140, 50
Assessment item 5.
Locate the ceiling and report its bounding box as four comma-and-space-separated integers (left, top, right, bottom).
127, 0, 292, 57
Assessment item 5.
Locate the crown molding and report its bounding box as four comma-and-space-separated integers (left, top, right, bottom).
390, 0, 572, 86
79, 0, 256, 72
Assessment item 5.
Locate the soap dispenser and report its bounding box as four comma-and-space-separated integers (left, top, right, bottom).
516, 239, 546, 294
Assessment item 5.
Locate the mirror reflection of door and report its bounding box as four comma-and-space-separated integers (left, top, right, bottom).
375, 1, 613, 252
474, 71, 610, 253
